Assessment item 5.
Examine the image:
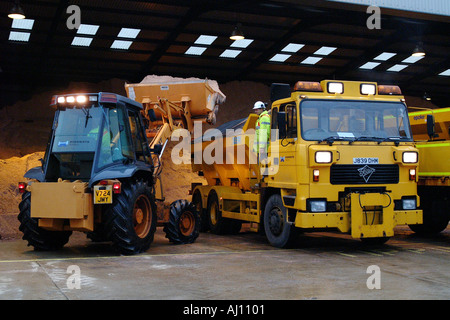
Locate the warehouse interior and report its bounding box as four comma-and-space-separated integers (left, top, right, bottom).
0, 0, 448, 301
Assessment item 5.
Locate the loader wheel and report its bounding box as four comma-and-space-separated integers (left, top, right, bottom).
103, 180, 157, 255
163, 199, 200, 244
206, 191, 242, 235
18, 191, 71, 251
263, 194, 298, 248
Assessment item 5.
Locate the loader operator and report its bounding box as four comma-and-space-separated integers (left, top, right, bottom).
252, 101, 271, 160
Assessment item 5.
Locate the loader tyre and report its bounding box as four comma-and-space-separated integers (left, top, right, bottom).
163, 199, 200, 244
103, 180, 157, 255
18, 191, 71, 251
263, 194, 298, 248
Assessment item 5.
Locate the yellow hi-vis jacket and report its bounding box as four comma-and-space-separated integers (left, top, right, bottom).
253, 110, 271, 153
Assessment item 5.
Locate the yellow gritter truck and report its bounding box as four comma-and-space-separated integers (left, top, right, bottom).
191, 80, 423, 247
408, 107, 450, 233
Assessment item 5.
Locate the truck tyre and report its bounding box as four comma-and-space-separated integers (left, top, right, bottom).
193, 190, 208, 232
206, 190, 242, 234
206, 191, 227, 234
410, 189, 450, 234
103, 180, 157, 255
164, 199, 200, 244
263, 194, 298, 248
18, 191, 72, 251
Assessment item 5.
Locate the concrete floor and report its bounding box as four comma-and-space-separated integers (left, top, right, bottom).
0, 225, 448, 300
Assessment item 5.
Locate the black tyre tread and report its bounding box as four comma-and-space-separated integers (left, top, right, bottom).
263, 193, 298, 248
103, 180, 157, 255
18, 191, 71, 251
163, 199, 200, 244
206, 191, 242, 235
193, 190, 209, 232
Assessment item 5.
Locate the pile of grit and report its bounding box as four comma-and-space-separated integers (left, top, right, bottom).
0, 77, 270, 240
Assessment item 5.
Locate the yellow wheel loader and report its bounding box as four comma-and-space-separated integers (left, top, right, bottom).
18, 77, 225, 254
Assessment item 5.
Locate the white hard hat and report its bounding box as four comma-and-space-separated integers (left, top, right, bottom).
253, 101, 265, 110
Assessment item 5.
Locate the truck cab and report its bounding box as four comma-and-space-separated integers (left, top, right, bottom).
267, 80, 422, 242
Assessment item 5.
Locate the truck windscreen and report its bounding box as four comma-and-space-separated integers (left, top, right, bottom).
300, 100, 413, 142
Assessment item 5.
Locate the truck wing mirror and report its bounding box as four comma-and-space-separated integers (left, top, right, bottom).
277, 111, 287, 139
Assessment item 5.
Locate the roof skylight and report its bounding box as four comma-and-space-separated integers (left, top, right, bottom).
230, 39, 253, 48
401, 55, 424, 64
359, 62, 381, 70
194, 35, 217, 45
111, 40, 133, 50
387, 64, 408, 72
438, 69, 450, 76
72, 36, 93, 47
220, 49, 242, 58
117, 28, 140, 39
269, 54, 291, 62
314, 46, 337, 56
8, 31, 30, 42
281, 43, 304, 53
77, 24, 99, 35
301, 57, 322, 65
185, 46, 207, 56
11, 18, 34, 30
373, 52, 396, 61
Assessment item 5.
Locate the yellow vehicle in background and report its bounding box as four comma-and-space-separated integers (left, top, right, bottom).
191, 80, 423, 247
408, 107, 450, 233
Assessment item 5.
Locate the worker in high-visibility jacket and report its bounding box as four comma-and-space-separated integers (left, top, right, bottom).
252, 101, 270, 157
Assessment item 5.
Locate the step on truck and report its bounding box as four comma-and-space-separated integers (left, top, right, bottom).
191, 80, 423, 247
18, 77, 225, 254
408, 107, 450, 234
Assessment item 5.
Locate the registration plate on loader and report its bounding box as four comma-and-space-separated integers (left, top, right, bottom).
94, 185, 112, 204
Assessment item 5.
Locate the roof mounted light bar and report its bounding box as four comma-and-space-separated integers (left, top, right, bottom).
293, 81, 323, 92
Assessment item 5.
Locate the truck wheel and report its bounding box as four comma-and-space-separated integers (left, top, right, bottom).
410, 192, 450, 234
193, 190, 209, 232
206, 191, 228, 234
18, 191, 72, 251
103, 180, 157, 255
163, 199, 200, 244
206, 191, 243, 235
263, 194, 298, 248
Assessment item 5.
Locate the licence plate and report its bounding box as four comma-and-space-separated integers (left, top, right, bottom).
94, 185, 112, 204
353, 157, 379, 164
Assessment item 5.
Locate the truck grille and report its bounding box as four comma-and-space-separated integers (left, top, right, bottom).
330, 164, 399, 185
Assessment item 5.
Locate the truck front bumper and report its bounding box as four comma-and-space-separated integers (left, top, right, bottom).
294, 192, 423, 239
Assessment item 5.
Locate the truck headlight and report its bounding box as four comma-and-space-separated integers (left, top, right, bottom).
402, 198, 416, 210
402, 151, 418, 163
310, 200, 327, 212
315, 151, 332, 163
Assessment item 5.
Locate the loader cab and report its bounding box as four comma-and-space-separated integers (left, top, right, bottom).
43, 93, 152, 183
